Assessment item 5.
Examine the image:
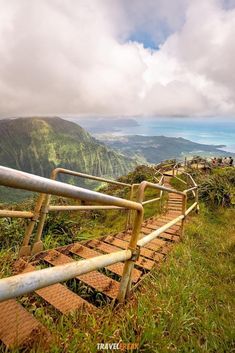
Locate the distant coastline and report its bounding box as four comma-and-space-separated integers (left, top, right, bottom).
67, 116, 235, 154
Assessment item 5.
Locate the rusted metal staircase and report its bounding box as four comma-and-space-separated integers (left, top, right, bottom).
0, 164, 198, 349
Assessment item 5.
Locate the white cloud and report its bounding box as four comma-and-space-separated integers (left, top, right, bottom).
0, 0, 234, 117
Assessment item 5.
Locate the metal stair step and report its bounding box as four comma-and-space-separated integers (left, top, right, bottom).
84, 239, 154, 271
0, 299, 49, 348
158, 233, 181, 242
149, 221, 180, 230
43, 250, 119, 299
116, 232, 166, 257
103, 235, 164, 262
68, 243, 141, 283
168, 200, 182, 204
17, 259, 94, 314
117, 231, 166, 247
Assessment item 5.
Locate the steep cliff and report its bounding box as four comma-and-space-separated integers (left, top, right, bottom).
0, 117, 136, 180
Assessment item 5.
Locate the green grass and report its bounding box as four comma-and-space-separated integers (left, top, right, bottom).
1, 166, 234, 352
4, 205, 234, 353
169, 175, 187, 192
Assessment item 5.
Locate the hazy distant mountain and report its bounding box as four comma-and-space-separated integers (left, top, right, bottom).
0, 117, 136, 180
98, 135, 233, 163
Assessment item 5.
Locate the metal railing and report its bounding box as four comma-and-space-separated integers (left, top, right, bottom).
0, 164, 198, 303
25, 168, 133, 256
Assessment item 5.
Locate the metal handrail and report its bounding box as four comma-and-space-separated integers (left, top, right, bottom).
0, 249, 132, 302
0, 167, 142, 211
0, 210, 34, 218
0, 166, 143, 302
0, 163, 199, 303
154, 169, 164, 183
50, 167, 132, 188
155, 159, 199, 214
27, 167, 133, 256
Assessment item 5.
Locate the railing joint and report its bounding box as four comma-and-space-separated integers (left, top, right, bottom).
41, 206, 49, 215
128, 245, 141, 262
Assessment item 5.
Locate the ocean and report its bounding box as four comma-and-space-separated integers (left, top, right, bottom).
110, 117, 235, 153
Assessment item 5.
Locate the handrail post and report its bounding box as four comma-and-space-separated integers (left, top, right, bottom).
31, 169, 59, 255
181, 192, 187, 238
19, 193, 46, 256
186, 174, 189, 188
196, 187, 199, 213
117, 208, 143, 302
126, 184, 135, 230
31, 194, 50, 254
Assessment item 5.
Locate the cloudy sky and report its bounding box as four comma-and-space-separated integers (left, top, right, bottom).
0, 0, 234, 117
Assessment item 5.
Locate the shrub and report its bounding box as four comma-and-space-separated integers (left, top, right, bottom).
199, 174, 234, 207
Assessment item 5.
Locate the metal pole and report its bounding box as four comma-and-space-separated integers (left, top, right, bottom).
117, 177, 181, 302
49, 205, 127, 211
185, 202, 197, 216
126, 184, 135, 230
137, 215, 183, 247
0, 167, 140, 210
50, 167, 131, 188
32, 167, 132, 254
0, 210, 33, 218
142, 197, 161, 205
32, 194, 50, 254
181, 193, 187, 238
0, 249, 131, 302
195, 188, 199, 213
117, 206, 143, 302
20, 193, 46, 256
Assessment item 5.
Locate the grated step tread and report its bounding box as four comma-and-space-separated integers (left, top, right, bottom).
85, 239, 154, 271
103, 235, 163, 262
44, 250, 119, 299
16, 259, 94, 314
69, 243, 141, 283
0, 299, 49, 348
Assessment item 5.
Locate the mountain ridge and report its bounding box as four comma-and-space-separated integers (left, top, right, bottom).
0, 117, 136, 181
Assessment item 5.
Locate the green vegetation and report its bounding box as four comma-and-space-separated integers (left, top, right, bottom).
0, 117, 137, 202
2, 204, 234, 353
187, 166, 235, 207
0, 165, 234, 352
